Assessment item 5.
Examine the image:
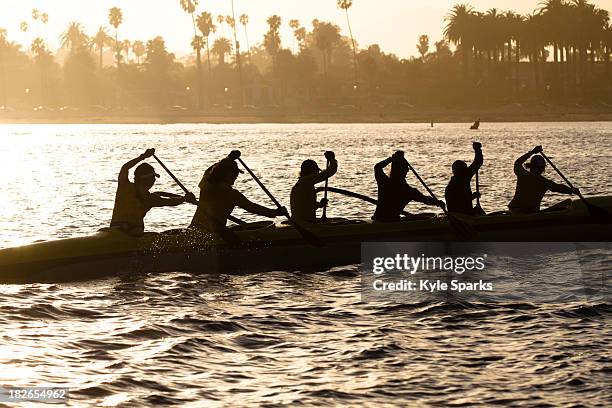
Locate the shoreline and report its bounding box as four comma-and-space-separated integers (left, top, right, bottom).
2, 108, 612, 124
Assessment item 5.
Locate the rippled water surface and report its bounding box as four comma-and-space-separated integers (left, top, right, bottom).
0, 123, 610, 406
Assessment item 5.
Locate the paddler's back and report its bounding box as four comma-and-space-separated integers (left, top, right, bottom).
191, 182, 242, 230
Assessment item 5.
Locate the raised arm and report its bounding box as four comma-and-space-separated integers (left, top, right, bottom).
375, 152, 398, 182
302, 152, 338, 185
467, 142, 483, 177
119, 148, 155, 182
375, 157, 392, 174
514, 145, 541, 176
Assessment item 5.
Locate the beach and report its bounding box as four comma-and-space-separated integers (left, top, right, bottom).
2, 105, 612, 124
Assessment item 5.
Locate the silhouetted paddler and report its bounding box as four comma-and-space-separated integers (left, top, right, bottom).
291, 151, 338, 223
110, 148, 195, 234
190, 150, 287, 232
372, 151, 445, 221
508, 145, 579, 214
445, 142, 484, 215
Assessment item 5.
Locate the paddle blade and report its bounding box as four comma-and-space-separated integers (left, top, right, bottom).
473, 205, 486, 216
153, 191, 182, 198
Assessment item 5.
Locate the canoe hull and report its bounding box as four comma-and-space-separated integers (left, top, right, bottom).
1, 197, 610, 283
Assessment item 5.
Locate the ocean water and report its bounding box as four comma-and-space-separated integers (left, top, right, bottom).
0, 123, 610, 406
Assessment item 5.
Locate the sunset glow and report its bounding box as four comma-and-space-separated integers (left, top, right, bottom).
1, 0, 610, 59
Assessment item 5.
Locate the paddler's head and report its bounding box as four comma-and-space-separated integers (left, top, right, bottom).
526, 155, 545, 175
390, 154, 409, 180
452, 160, 469, 177
300, 159, 321, 177
208, 158, 243, 185
134, 163, 159, 190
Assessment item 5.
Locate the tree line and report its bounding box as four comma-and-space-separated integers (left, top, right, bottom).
0, 0, 611, 114
444, 0, 612, 99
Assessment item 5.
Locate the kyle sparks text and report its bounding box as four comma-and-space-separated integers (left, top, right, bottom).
421, 279, 492, 292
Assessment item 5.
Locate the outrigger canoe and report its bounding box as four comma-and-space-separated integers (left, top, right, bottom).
0, 196, 610, 284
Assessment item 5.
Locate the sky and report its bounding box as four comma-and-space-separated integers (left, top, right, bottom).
1, 0, 612, 59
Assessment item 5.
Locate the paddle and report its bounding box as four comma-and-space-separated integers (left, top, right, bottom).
235, 155, 325, 247
154, 191, 186, 199
153, 154, 245, 225
540, 152, 609, 220
407, 160, 477, 239
473, 170, 486, 216
314, 186, 413, 218
321, 158, 330, 222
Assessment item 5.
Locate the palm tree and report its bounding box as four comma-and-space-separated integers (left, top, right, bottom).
538, 0, 567, 89
508, 13, 525, 91
31, 9, 44, 46
108, 7, 123, 67
289, 19, 300, 52
576, 0, 597, 82
31, 9, 40, 37
31, 37, 45, 54
470, 11, 486, 72
90, 26, 112, 69
522, 13, 546, 91
264, 15, 282, 71
588, 6, 610, 74
294, 27, 307, 52
228, 0, 244, 106
212, 37, 232, 65
217, 15, 226, 37
604, 23, 612, 78
289, 19, 300, 29
59, 22, 88, 52
20, 22, 28, 32
122, 39, 132, 62
191, 35, 205, 94
502, 12, 516, 73
197, 12, 216, 96
482, 8, 505, 78
179, 0, 203, 108
239, 14, 251, 60
337, 0, 358, 83
558, 2, 574, 91
434, 40, 453, 59
180, 0, 198, 26
226, 16, 235, 31
31, 37, 48, 104
132, 40, 145, 64
191, 36, 205, 57
444, 4, 476, 81
41, 13, 49, 48
417, 35, 429, 61
312, 20, 341, 80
